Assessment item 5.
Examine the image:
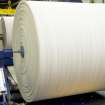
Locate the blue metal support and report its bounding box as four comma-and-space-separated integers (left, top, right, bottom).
0, 49, 13, 67
0, 49, 13, 105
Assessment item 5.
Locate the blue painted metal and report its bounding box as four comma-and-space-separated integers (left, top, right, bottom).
0, 49, 13, 67
0, 49, 13, 105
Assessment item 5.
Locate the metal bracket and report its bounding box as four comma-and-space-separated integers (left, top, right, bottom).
13, 46, 24, 58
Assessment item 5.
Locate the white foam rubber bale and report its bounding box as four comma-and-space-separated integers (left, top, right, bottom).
13, 1, 105, 102
0, 17, 4, 49
1, 16, 14, 48
0, 17, 3, 36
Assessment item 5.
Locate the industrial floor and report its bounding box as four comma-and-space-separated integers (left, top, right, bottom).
1, 92, 105, 105
25, 92, 105, 105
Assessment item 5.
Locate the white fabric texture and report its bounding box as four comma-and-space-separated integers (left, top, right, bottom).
1, 16, 14, 48
0, 17, 3, 49
13, 1, 105, 102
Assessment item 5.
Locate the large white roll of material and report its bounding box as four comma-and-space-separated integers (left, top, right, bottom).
13, 1, 105, 102
0, 17, 3, 49
1, 16, 14, 48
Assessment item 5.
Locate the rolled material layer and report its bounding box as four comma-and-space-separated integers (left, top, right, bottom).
0, 17, 3, 49
13, 1, 105, 102
1, 16, 14, 48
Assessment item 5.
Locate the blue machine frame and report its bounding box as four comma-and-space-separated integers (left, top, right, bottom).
0, 49, 13, 67
0, 49, 13, 105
